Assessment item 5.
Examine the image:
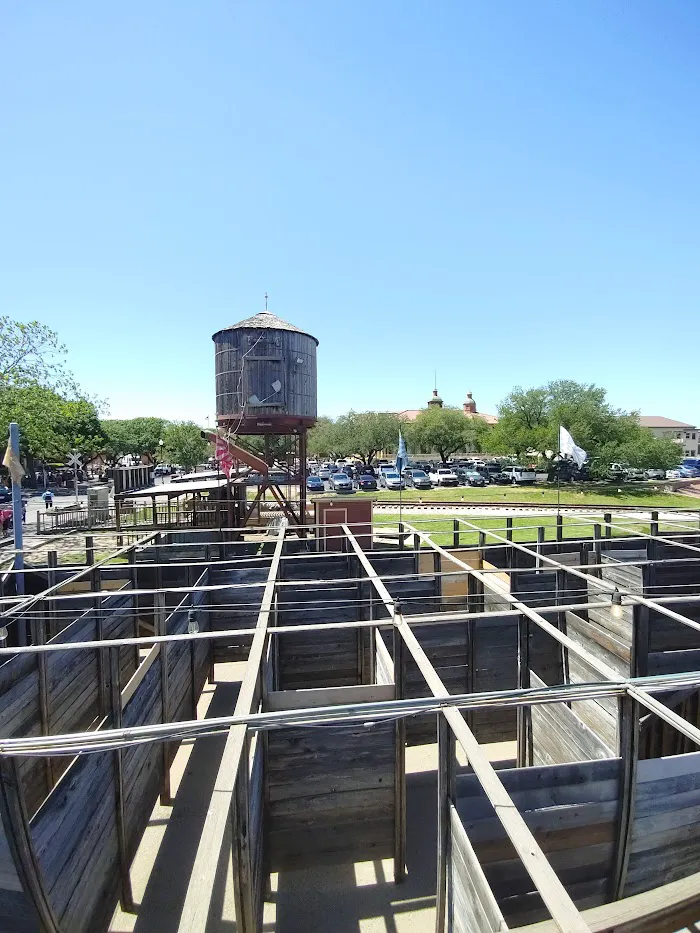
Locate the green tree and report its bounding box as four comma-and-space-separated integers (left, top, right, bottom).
489, 387, 550, 459
0, 317, 75, 392
333, 411, 403, 465
162, 422, 210, 472
492, 379, 684, 478
307, 417, 343, 460
100, 417, 166, 464
407, 406, 485, 463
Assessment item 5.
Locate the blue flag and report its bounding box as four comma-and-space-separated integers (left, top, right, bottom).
396, 430, 407, 475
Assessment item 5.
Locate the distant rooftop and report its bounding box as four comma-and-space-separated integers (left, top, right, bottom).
212, 311, 319, 344
639, 415, 696, 429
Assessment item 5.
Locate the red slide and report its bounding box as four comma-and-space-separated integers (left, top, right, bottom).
202, 430, 269, 475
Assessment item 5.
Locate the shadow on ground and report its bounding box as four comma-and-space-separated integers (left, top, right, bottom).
116, 676, 241, 933
271, 770, 437, 933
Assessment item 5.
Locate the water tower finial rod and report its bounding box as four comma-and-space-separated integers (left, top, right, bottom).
264, 292, 268, 311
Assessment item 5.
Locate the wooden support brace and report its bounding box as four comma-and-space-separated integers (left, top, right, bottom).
517, 613, 531, 767
611, 694, 639, 901
155, 591, 171, 804
110, 646, 135, 911
393, 625, 406, 883
436, 713, 456, 933
30, 610, 54, 792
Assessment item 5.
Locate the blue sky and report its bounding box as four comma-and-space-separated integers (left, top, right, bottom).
1, 1, 699, 425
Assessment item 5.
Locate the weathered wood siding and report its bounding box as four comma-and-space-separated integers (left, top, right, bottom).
208, 563, 269, 661
265, 682, 396, 870
0, 588, 137, 819
448, 802, 508, 933
0, 807, 38, 933
624, 751, 700, 897
19, 574, 211, 933
457, 758, 622, 928
530, 671, 615, 765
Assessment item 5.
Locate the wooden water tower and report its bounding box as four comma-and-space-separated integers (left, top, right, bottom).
212, 309, 318, 525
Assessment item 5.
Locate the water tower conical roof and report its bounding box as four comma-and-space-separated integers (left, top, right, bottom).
212, 311, 318, 345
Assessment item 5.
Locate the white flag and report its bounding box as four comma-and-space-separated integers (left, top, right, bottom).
2, 439, 24, 485
559, 426, 587, 468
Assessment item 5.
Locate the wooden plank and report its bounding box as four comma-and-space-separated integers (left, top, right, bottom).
512, 867, 700, 932
449, 802, 508, 932
265, 683, 394, 712
178, 522, 285, 933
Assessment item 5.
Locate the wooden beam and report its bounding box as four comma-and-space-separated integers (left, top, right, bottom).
110, 646, 135, 911
178, 521, 285, 933
342, 527, 591, 933
611, 694, 639, 901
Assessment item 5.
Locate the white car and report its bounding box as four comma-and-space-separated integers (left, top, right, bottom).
435, 468, 459, 487
318, 465, 333, 480
666, 469, 681, 479
501, 465, 537, 485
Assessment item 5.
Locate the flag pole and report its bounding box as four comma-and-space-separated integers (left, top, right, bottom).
556, 424, 562, 520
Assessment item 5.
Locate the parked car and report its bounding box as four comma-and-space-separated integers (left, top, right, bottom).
341, 465, 355, 478
435, 468, 459, 487
357, 474, 378, 491
379, 470, 405, 491
318, 465, 333, 480
679, 465, 700, 478
0, 485, 11, 503
404, 469, 432, 490
306, 475, 324, 492
501, 465, 537, 485
490, 472, 512, 485
463, 470, 487, 487
666, 469, 681, 479
624, 468, 646, 482
644, 469, 666, 480
330, 472, 354, 493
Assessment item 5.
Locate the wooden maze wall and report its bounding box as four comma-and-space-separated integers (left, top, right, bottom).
0, 572, 210, 933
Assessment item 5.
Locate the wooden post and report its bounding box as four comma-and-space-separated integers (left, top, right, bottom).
604, 512, 612, 539
110, 647, 135, 911
115, 497, 121, 533
393, 625, 406, 883
650, 510, 659, 538
452, 518, 459, 549
536, 525, 545, 571
398, 521, 404, 551
593, 523, 602, 567
151, 495, 157, 527
611, 694, 639, 900
128, 546, 139, 671
92, 567, 108, 720
517, 614, 530, 767
188, 566, 198, 719
47, 550, 58, 638
155, 591, 171, 804
435, 713, 455, 933
506, 516, 514, 569
231, 733, 254, 933
85, 534, 95, 566
555, 568, 569, 685
433, 548, 442, 601
555, 513, 563, 543
30, 610, 54, 792
478, 530, 486, 568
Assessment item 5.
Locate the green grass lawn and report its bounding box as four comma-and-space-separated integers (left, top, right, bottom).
352, 484, 698, 509
373, 512, 698, 548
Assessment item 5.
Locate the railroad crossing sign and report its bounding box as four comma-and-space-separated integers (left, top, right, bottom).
67, 452, 83, 469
